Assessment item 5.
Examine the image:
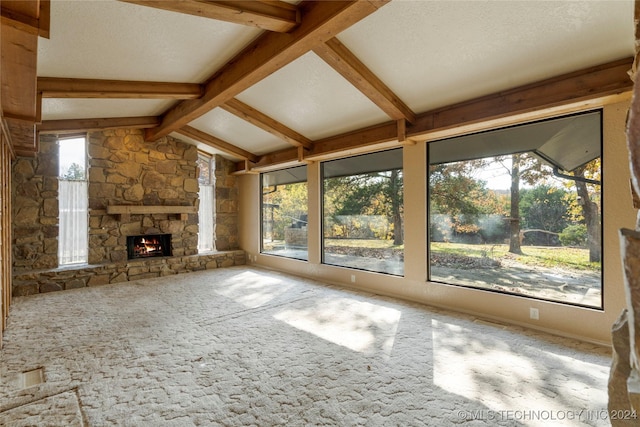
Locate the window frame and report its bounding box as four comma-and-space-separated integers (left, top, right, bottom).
58, 134, 89, 266
320, 148, 404, 276
426, 110, 604, 309
197, 152, 215, 253
260, 165, 309, 261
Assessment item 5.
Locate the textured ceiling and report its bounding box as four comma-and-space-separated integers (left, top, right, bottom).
337, 0, 634, 113
37, 0, 635, 160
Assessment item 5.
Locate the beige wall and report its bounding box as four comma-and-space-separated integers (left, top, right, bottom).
239, 99, 636, 345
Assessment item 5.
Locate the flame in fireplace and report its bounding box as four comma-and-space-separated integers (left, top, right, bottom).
128, 234, 171, 259
134, 236, 163, 256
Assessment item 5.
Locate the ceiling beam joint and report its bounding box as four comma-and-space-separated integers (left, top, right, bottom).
145, 0, 390, 142
314, 37, 416, 123
176, 126, 259, 163
221, 98, 313, 149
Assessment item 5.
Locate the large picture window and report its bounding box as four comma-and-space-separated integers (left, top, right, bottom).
58, 136, 88, 266
428, 111, 602, 307
322, 149, 403, 276
261, 166, 308, 261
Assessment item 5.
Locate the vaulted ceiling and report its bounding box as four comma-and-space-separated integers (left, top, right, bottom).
1, 0, 635, 172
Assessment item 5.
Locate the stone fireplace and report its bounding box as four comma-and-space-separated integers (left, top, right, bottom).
86, 129, 200, 264
11, 129, 245, 296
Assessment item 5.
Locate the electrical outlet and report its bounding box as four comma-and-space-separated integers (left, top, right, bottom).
530, 308, 539, 320
351, 274, 356, 283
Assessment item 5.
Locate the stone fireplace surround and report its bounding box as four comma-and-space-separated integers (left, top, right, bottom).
12, 129, 244, 296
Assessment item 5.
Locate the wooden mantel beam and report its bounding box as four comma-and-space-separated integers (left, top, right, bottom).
38, 77, 203, 99
237, 57, 634, 172
314, 37, 416, 123
176, 126, 259, 163
145, 0, 389, 142
120, 0, 300, 33
221, 98, 313, 149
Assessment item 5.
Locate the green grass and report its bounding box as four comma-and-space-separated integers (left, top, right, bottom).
430, 241, 600, 272
268, 237, 599, 272
324, 238, 403, 250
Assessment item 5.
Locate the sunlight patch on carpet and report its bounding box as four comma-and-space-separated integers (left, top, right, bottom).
433, 319, 544, 407
214, 271, 294, 308
431, 318, 609, 415
274, 297, 401, 356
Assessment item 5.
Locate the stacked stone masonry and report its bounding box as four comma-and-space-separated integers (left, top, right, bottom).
12, 251, 246, 296
87, 129, 200, 264
12, 129, 243, 296
213, 154, 239, 251
12, 136, 59, 271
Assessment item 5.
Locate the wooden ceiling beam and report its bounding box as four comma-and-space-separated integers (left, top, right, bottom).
1, 7, 40, 35
120, 0, 300, 33
176, 126, 259, 163
408, 56, 634, 143
236, 57, 634, 171
38, 77, 203, 99
38, 116, 160, 134
1, 8, 39, 154
145, 0, 389, 142
314, 37, 416, 123
38, 0, 50, 39
221, 98, 313, 149
1, 0, 49, 38
1, 1, 48, 155
5, 120, 36, 157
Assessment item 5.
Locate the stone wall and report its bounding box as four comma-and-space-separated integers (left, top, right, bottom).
13, 250, 245, 295
11, 129, 244, 296
12, 136, 58, 272
214, 155, 239, 250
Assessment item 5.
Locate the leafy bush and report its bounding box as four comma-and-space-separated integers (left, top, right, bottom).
559, 224, 587, 247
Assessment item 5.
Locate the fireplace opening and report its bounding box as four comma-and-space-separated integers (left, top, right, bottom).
127, 234, 172, 260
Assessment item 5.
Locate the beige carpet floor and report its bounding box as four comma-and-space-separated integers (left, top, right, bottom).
0, 266, 613, 426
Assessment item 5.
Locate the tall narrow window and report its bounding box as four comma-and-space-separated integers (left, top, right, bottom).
428, 111, 602, 308
197, 153, 215, 253
58, 136, 88, 265
261, 165, 308, 261
322, 149, 404, 276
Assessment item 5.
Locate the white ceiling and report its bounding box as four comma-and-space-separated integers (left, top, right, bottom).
190, 108, 292, 156
337, 0, 634, 113
38, 1, 261, 82
235, 52, 390, 141
38, 0, 635, 161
